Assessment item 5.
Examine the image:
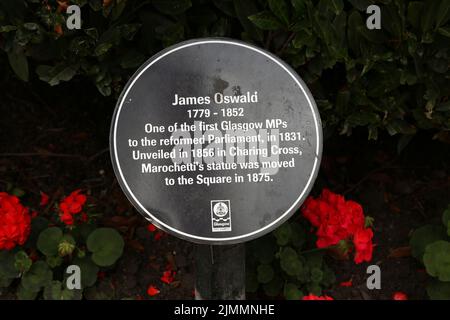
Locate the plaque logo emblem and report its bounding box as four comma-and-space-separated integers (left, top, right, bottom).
211, 200, 232, 232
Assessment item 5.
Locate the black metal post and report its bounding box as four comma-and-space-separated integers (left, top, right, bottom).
194, 244, 245, 300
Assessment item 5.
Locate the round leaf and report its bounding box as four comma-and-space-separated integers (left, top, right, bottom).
263, 276, 283, 297
14, 251, 32, 273
443, 206, 450, 236
273, 223, 292, 246
43, 280, 82, 300
87, 228, 124, 267
423, 241, 450, 281
410, 225, 446, 260
0, 251, 19, 279
427, 280, 450, 300
73, 256, 99, 288
37, 227, 63, 257
21, 261, 52, 292
17, 284, 38, 300
280, 247, 303, 276
284, 283, 303, 300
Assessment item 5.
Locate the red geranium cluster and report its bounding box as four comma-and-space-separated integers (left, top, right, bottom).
0, 192, 31, 250
301, 189, 374, 264
59, 189, 87, 225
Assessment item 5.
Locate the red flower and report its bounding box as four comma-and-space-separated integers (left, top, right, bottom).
161, 270, 176, 284
392, 291, 408, 300
353, 228, 374, 264
0, 192, 31, 250
60, 211, 74, 225
60, 189, 86, 215
302, 189, 373, 264
302, 189, 365, 248
59, 190, 87, 225
339, 279, 353, 287
147, 285, 160, 297
147, 224, 157, 232
40, 192, 49, 207
302, 294, 334, 300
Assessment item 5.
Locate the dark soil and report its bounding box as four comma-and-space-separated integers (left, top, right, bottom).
1, 79, 449, 300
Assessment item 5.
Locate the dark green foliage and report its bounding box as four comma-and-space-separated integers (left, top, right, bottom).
0, 0, 449, 140
410, 205, 450, 299
247, 220, 335, 299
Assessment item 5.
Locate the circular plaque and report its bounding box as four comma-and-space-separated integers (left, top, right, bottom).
110, 38, 322, 244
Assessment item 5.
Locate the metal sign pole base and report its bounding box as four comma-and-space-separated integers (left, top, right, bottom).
194, 244, 245, 300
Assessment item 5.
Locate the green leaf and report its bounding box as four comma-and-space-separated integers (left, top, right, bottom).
121, 49, 145, 69
407, 2, 423, 29
94, 42, 113, 56
273, 223, 292, 246
423, 241, 450, 281
427, 280, 450, 300
17, 284, 38, 300
36, 64, 79, 86
310, 268, 323, 283
21, 261, 52, 293
112, 0, 128, 21
46, 255, 63, 268
248, 11, 282, 30
284, 283, 303, 300
410, 225, 447, 260
0, 251, 19, 280
347, 112, 380, 127
279, 247, 303, 276
43, 280, 82, 300
438, 26, 450, 38
0, 276, 14, 288
213, 0, 236, 17
14, 251, 32, 273
443, 206, 450, 236
290, 223, 306, 248
152, 0, 192, 15
233, 0, 263, 41
329, 0, 344, 15
257, 264, 274, 284
347, 11, 364, 55
263, 276, 283, 297
8, 51, 29, 82
305, 252, 324, 270
268, 0, 289, 25
37, 227, 63, 257
291, 0, 305, 13
435, 1, 450, 28
321, 265, 336, 287
347, 0, 372, 11
421, 1, 441, 33
73, 256, 99, 288
87, 228, 124, 267
306, 282, 322, 296
0, 25, 17, 32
